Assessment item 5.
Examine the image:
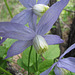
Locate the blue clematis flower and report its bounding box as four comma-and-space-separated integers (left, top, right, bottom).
0, 0, 69, 45
40, 43, 75, 75
0, 0, 69, 58
0, 0, 49, 45
11, 0, 50, 25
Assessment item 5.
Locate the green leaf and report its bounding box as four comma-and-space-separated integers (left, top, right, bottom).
38, 59, 53, 72
3, 38, 16, 48
0, 73, 8, 75
17, 58, 35, 73
22, 46, 39, 67
0, 58, 7, 73
71, 72, 75, 75
34, 71, 40, 75
43, 45, 60, 60
0, 46, 6, 57
17, 58, 26, 69
67, 72, 75, 75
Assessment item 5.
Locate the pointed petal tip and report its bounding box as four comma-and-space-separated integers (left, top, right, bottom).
60, 39, 64, 43
4, 56, 9, 59
40, 62, 57, 75
43, 35, 64, 45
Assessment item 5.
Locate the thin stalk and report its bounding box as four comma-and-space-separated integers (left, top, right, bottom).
4, 0, 13, 18
0, 67, 12, 75
28, 45, 33, 75
36, 53, 38, 71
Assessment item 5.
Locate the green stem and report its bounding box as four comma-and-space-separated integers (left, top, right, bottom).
0, 67, 12, 75
36, 53, 38, 71
4, 0, 13, 18
28, 45, 33, 75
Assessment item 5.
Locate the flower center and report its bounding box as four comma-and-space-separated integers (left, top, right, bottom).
33, 4, 49, 17
33, 35, 48, 54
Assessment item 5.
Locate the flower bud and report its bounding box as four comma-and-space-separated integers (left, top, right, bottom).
33, 4, 49, 17
33, 35, 48, 54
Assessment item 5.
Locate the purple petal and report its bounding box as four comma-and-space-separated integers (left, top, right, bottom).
57, 57, 75, 72
0, 37, 7, 45
54, 66, 65, 75
0, 22, 36, 41
43, 35, 64, 45
37, 0, 49, 5
36, 0, 69, 35
19, 0, 30, 8
28, 0, 36, 7
40, 62, 57, 75
29, 14, 37, 31
5, 40, 32, 59
11, 9, 33, 25
19, 0, 36, 8
59, 43, 75, 59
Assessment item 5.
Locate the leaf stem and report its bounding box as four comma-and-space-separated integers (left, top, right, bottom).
36, 53, 38, 71
4, 0, 13, 18
28, 45, 33, 75
0, 67, 12, 75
